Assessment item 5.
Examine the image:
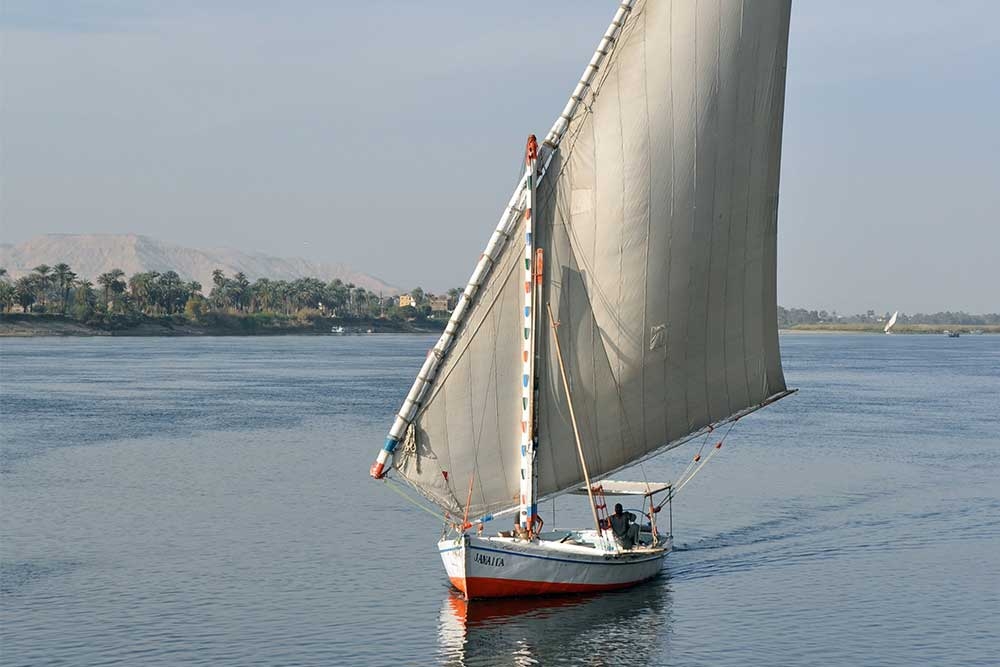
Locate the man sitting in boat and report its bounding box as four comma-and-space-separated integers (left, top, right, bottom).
609, 503, 641, 549
499, 514, 544, 540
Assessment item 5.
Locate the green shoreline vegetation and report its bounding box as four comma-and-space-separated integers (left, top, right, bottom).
0, 263, 451, 336
0, 264, 996, 337
777, 307, 999, 334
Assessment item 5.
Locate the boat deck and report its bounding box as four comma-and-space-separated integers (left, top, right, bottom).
484, 529, 667, 557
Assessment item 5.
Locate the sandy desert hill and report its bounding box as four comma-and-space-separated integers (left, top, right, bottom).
0, 234, 401, 294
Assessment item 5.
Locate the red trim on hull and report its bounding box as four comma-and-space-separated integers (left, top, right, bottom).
455, 575, 653, 599
449, 576, 467, 596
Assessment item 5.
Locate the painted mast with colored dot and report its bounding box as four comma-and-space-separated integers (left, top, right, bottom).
519, 135, 539, 533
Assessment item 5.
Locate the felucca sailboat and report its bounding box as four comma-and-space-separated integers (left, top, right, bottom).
885, 311, 899, 334
370, 0, 795, 599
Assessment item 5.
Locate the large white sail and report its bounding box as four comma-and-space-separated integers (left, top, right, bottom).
388, 0, 792, 518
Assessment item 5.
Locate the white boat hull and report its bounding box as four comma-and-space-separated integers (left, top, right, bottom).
439, 531, 670, 599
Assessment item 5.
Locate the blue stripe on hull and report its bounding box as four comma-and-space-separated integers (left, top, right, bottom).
438, 543, 666, 567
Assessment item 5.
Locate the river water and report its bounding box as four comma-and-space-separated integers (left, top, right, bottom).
1, 333, 997, 666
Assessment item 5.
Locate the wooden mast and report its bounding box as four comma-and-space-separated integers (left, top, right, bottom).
519, 136, 540, 534
546, 303, 603, 537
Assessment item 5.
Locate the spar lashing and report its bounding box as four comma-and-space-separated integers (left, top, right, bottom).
519, 135, 540, 533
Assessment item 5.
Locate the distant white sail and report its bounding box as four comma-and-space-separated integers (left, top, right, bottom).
391, 0, 793, 518
885, 311, 899, 333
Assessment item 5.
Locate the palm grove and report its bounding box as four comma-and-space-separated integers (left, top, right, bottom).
0, 264, 457, 323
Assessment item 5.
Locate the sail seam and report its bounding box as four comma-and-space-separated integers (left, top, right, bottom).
640, 6, 651, 455
721, 0, 740, 418
685, 0, 698, 435
740, 5, 759, 407
615, 46, 627, 474
664, 0, 675, 443
703, 0, 721, 423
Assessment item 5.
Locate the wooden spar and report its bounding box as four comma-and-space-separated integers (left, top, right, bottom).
373, 1, 637, 479
543, 0, 637, 148
546, 303, 602, 537
461, 474, 475, 530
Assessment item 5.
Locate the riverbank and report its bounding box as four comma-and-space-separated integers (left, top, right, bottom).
784, 323, 1000, 334
0, 313, 446, 337
4, 314, 996, 337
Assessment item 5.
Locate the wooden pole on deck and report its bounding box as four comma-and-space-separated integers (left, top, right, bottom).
546, 303, 602, 537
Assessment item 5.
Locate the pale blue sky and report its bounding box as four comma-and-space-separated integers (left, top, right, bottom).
2, 1, 997, 313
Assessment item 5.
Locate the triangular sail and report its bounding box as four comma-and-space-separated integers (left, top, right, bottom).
383, 0, 793, 518
393, 215, 527, 516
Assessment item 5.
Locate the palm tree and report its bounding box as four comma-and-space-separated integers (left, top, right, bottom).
447, 287, 461, 309
158, 271, 183, 314
273, 281, 291, 315
232, 272, 250, 312
0, 280, 13, 312
73, 279, 96, 318
183, 281, 202, 312
32, 265, 53, 307
327, 279, 349, 316
97, 269, 126, 312
251, 278, 273, 313
52, 263, 76, 314
14, 277, 36, 312
209, 270, 231, 311
129, 272, 154, 314
353, 286, 369, 318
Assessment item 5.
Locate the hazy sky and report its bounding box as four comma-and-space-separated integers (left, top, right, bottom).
2, 1, 997, 313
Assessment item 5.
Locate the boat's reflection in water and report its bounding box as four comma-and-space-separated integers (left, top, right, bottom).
437, 578, 672, 666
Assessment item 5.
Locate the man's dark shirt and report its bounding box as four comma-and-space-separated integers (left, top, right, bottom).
609, 511, 635, 538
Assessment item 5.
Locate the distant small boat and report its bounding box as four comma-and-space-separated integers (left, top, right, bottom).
944, 330, 960, 338
884, 311, 899, 334
331, 326, 345, 335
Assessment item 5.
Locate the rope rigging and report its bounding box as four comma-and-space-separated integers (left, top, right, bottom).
655, 418, 743, 514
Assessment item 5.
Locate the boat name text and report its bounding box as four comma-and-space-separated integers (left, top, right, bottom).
473, 553, 505, 567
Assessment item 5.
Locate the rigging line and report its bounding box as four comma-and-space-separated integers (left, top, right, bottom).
662, 419, 742, 510
540, 389, 794, 511
678, 423, 728, 489
383, 476, 446, 523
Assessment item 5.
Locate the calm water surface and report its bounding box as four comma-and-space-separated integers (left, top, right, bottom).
1, 334, 998, 666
